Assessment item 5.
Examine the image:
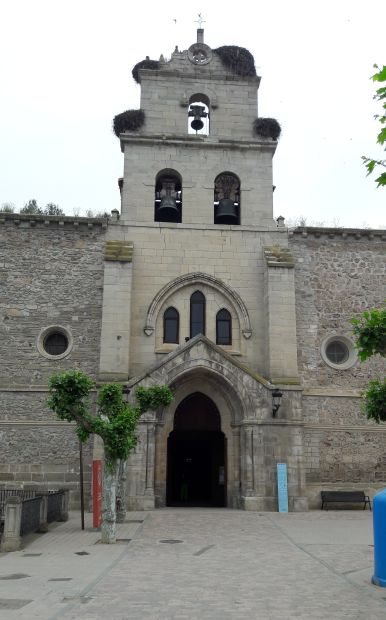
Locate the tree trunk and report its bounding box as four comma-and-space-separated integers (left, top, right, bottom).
101, 458, 118, 543
116, 459, 127, 523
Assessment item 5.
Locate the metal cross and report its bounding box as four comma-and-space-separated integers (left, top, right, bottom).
195, 13, 205, 28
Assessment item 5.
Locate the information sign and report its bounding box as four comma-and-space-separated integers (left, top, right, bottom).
277, 463, 288, 513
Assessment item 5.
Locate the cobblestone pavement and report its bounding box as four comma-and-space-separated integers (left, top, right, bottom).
1, 509, 386, 620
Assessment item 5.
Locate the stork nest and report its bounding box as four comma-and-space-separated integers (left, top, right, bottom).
113, 109, 145, 136
213, 46, 256, 77
254, 118, 281, 140
132, 59, 160, 84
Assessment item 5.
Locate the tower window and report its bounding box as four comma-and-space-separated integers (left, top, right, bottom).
154, 170, 182, 223
216, 309, 232, 345
188, 94, 210, 135
214, 173, 240, 225
163, 307, 179, 344
190, 291, 205, 338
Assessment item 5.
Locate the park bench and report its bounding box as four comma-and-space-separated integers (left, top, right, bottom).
321, 491, 371, 511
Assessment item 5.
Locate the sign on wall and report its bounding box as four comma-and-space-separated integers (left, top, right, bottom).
277, 463, 288, 513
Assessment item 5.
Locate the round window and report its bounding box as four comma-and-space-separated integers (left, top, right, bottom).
320, 335, 357, 370
325, 340, 349, 365
43, 332, 69, 356
37, 326, 73, 359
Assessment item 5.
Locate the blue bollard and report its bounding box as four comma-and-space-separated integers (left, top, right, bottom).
372, 488, 386, 587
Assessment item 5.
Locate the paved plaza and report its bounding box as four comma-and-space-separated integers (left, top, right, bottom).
0, 509, 385, 619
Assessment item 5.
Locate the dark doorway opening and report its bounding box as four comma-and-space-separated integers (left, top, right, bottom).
167, 392, 226, 507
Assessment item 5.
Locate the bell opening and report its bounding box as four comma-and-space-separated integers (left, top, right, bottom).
188, 97, 209, 135
155, 170, 182, 223
214, 173, 241, 225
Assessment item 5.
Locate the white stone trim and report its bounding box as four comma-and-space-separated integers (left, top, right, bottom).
320, 335, 358, 370
144, 272, 252, 338
37, 325, 73, 360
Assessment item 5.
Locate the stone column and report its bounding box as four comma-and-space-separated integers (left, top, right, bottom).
1, 496, 22, 552
263, 246, 299, 384
37, 495, 48, 533
240, 424, 256, 510
58, 490, 69, 522
98, 239, 134, 382
143, 414, 157, 509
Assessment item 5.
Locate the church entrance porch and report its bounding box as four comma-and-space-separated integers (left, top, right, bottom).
166, 393, 226, 507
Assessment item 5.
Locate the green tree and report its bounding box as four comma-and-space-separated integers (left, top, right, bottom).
20, 199, 43, 214
44, 203, 64, 216
47, 370, 173, 543
0, 202, 16, 213
362, 65, 386, 187
351, 304, 386, 423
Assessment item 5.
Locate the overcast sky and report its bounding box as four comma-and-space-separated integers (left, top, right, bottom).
1, 0, 385, 228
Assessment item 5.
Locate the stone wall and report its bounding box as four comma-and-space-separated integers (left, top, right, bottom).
290, 228, 386, 388
291, 228, 386, 504
0, 215, 106, 502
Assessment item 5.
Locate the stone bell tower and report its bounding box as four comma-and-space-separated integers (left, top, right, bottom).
98, 28, 306, 512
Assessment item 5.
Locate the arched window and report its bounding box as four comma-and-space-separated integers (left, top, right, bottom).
190, 291, 205, 338
163, 307, 179, 343
214, 172, 240, 225
188, 94, 210, 135
155, 169, 182, 223
216, 309, 232, 345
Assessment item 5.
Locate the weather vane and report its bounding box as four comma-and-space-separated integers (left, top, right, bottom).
195, 13, 205, 29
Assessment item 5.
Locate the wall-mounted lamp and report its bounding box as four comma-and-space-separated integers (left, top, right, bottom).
122, 385, 131, 402
272, 388, 283, 417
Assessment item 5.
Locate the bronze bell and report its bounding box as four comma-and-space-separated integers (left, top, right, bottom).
190, 115, 204, 131
188, 104, 207, 132
215, 198, 239, 224
156, 194, 180, 221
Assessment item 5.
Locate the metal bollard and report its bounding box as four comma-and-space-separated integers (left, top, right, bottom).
372, 488, 386, 587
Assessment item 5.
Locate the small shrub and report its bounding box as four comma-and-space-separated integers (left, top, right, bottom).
213, 46, 256, 77
254, 118, 282, 140
113, 109, 145, 137
132, 58, 160, 84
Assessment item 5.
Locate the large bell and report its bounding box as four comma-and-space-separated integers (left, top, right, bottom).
156, 195, 180, 222
188, 104, 207, 132
215, 198, 239, 224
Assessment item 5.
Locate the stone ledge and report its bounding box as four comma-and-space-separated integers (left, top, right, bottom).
304, 423, 386, 432
0, 213, 109, 229
289, 226, 386, 240
120, 134, 276, 154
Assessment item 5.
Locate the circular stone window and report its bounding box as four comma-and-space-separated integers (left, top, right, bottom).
320, 335, 357, 370
37, 326, 73, 360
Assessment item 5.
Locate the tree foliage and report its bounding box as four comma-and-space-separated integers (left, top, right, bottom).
21, 199, 43, 214
362, 379, 386, 423
351, 306, 386, 361
362, 65, 386, 187
351, 304, 386, 423
47, 370, 173, 464
20, 199, 64, 215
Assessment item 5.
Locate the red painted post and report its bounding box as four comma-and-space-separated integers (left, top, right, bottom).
92, 460, 103, 529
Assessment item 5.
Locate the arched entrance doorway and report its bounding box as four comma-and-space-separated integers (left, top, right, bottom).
166, 392, 226, 507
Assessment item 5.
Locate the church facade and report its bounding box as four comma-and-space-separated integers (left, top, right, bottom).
1, 32, 385, 511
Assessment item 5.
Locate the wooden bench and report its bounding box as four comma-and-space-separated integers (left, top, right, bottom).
321, 491, 371, 511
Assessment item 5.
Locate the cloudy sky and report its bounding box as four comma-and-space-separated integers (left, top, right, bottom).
1, 0, 385, 228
